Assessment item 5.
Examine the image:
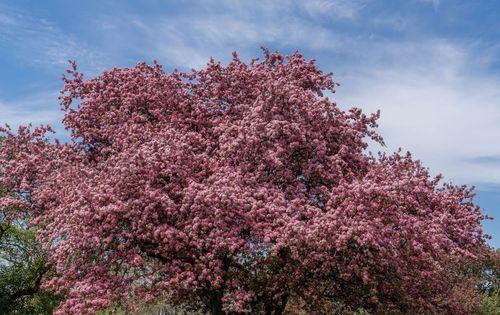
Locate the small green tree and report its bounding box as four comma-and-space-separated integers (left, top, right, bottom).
0, 184, 61, 314
475, 248, 500, 315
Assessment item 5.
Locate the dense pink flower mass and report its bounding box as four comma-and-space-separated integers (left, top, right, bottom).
0, 50, 486, 314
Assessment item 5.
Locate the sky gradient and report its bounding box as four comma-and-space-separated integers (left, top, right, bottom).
1, 0, 499, 246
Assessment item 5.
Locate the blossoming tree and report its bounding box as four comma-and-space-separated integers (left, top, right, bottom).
0, 50, 487, 314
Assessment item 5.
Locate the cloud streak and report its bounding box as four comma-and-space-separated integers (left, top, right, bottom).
0, 91, 63, 129
0, 4, 108, 73
332, 38, 500, 185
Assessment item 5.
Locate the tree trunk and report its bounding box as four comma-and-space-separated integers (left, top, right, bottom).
264, 294, 289, 315
208, 291, 225, 315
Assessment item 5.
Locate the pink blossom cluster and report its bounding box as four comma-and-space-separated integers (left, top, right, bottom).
0, 50, 486, 314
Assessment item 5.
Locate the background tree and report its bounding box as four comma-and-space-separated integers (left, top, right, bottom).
473, 248, 500, 314
0, 184, 61, 314
0, 50, 489, 314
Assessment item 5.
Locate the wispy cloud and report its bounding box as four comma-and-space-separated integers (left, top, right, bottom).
332, 38, 500, 185
299, 0, 368, 20
0, 91, 62, 128
91, 1, 354, 68
417, 0, 441, 9
0, 5, 108, 73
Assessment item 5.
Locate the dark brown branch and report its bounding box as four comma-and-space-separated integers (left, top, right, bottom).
10, 264, 47, 300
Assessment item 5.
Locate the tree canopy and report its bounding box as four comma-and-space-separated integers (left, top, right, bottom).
0, 50, 490, 314
0, 184, 60, 314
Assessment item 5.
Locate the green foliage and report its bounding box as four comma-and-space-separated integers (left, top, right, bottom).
476, 290, 500, 315
474, 248, 500, 315
0, 190, 61, 314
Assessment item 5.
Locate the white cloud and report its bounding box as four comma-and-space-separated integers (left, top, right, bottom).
0, 92, 63, 132
300, 0, 367, 20
332, 39, 500, 186
0, 5, 108, 73
96, 2, 351, 69
417, 0, 441, 9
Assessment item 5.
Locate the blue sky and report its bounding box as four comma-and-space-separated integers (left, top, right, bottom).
0, 0, 499, 247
